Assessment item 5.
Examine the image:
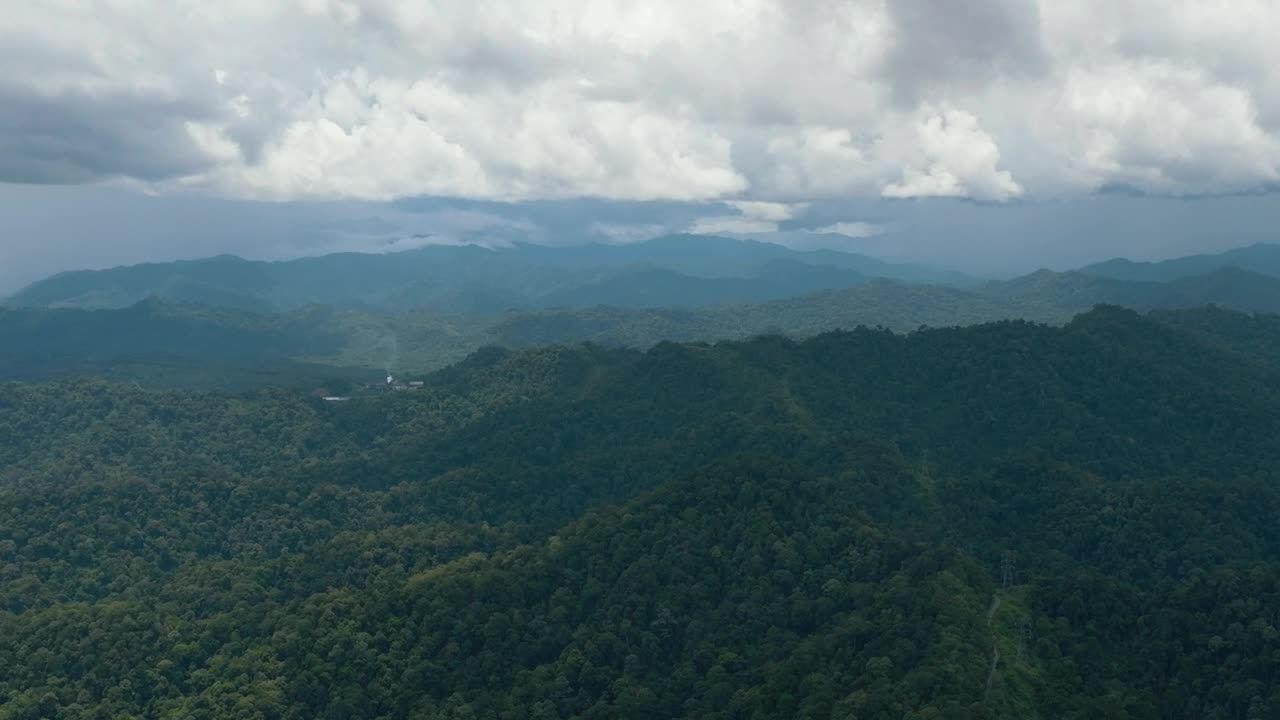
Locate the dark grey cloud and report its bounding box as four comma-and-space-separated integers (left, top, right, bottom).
883, 0, 1049, 105
2, 2, 1278, 201
0, 86, 218, 184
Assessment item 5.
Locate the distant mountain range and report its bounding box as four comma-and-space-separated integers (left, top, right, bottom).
5, 258, 1280, 389
493, 266, 1280, 349
2, 234, 971, 313
1079, 242, 1280, 282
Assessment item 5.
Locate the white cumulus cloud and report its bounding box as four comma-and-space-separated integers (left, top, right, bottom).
808, 222, 884, 238
2, 0, 1280, 202
883, 108, 1023, 200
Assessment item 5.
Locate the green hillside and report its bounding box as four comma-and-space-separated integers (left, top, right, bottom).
3, 307, 1280, 717
0, 300, 484, 389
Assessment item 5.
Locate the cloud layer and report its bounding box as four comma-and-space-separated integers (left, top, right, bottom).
4, 1, 1280, 202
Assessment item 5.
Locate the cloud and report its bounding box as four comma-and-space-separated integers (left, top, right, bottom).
688, 216, 780, 235
883, 0, 1049, 105
726, 201, 807, 222
758, 127, 872, 197
590, 222, 669, 244
690, 199, 811, 235
807, 222, 884, 238
2, 1, 1280, 202
1049, 61, 1280, 193
213, 70, 748, 201
882, 108, 1023, 200
0, 86, 217, 184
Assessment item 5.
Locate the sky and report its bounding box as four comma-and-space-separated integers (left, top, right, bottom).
3, 0, 1280, 292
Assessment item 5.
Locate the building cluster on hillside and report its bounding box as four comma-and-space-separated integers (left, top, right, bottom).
315, 374, 426, 402
369, 374, 425, 393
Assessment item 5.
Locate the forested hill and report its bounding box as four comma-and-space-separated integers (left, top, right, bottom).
0, 297, 512, 389
4, 306, 1280, 718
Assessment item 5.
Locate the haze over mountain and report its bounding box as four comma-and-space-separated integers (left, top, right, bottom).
9, 189, 1280, 297
6, 243, 1280, 391
2, 235, 969, 313
495, 266, 1280, 351
1080, 243, 1280, 282
13, 236, 1280, 321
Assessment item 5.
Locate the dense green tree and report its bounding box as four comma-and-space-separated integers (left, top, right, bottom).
3, 306, 1280, 717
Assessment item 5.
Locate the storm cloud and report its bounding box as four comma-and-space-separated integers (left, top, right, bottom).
883, 0, 1050, 105
0, 86, 219, 184
1, 1, 1278, 203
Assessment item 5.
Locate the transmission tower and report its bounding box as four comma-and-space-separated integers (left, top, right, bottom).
1000, 551, 1016, 588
